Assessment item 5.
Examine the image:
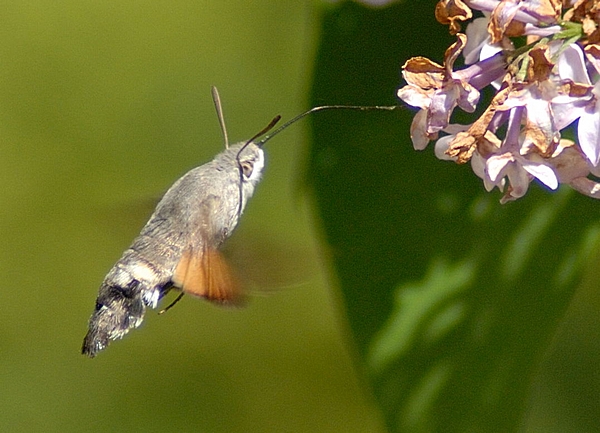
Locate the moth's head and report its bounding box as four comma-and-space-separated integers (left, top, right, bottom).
234, 142, 265, 188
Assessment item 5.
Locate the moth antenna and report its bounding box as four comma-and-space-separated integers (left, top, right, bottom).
211, 86, 230, 149
257, 104, 400, 147
158, 292, 185, 315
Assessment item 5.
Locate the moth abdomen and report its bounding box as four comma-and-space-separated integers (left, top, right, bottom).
82, 279, 144, 357
81, 253, 171, 357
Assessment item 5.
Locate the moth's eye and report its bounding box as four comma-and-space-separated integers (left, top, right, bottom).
240, 161, 254, 178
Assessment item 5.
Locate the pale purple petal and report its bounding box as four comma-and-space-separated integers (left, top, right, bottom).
472, 151, 503, 191
410, 109, 431, 150
552, 99, 589, 130
434, 135, 456, 161
504, 164, 530, 199
458, 52, 507, 90
467, 0, 558, 25
428, 87, 459, 132
397, 85, 431, 109
557, 44, 591, 85
480, 44, 505, 73
471, 150, 486, 179
492, 1, 522, 28
456, 83, 480, 112
486, 153, 513, 182
464, 18, 491, 65
577, 106, 600, 166
523, 23, 561, 37
521, 161, 559, 189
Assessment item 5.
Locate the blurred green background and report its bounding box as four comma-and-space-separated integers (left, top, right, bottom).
1, 1, 600, 432
0, 1, 383, 432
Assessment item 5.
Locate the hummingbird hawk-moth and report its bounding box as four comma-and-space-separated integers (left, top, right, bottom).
82, 87, 397, 357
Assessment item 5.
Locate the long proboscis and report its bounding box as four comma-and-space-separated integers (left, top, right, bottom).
241, 115, 282, 153
256, 104, 400, 147
235, 114, 281, 162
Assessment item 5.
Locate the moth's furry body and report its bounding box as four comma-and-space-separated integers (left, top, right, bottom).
82, 142, 264, 357
80, 90, 396, 358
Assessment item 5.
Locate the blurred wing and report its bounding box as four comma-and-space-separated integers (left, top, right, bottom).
173, 246, 242, 305
172, 196, 243, 305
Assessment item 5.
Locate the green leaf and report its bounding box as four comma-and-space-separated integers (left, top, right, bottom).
307, 2, 600, 432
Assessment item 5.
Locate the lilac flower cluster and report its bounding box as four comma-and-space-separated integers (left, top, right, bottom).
398, 0, 600, 202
